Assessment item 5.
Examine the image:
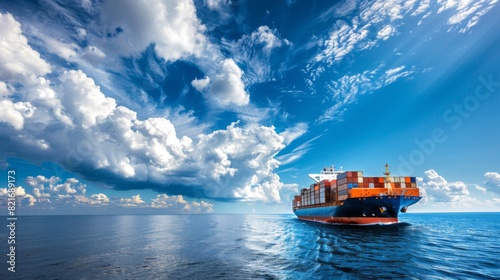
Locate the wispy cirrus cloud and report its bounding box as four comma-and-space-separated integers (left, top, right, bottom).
276, 134, 322, 166
317, 65, 414, 123
436, 0, 498, 33
279, 122, 308, 146
311, 0, 497, 71
222, 25, 291, 85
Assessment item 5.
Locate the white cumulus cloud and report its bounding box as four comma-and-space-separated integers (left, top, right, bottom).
151, 194, 213, 213
0, 13, 51, 80
203, 59, 250, 107
100, 0, 206, 62
0, 13, 291, 203
419, 169, 476, 208
484, 172, 500, 194
118, 194, 146, 207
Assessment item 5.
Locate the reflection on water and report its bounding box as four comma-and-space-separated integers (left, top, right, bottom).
3, 213, 499, 279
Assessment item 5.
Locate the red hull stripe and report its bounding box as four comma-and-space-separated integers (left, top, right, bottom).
298, 216, 398, 225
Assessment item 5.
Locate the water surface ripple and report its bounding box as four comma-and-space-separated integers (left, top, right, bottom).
1, 213, 498, 279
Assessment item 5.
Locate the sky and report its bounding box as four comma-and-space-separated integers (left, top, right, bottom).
0, 0, 499, 215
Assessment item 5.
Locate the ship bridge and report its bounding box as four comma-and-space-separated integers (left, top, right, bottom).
308, 165, 344, 182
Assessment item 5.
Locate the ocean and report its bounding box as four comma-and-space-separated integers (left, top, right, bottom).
1, 213, 499, 279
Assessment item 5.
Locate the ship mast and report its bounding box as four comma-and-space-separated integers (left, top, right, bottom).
384, 163, 394, 195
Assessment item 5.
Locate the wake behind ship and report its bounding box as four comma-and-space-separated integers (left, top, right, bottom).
292, 164, 421, 225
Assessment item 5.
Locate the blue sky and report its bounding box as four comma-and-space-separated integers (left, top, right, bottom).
0, 0, 499, 214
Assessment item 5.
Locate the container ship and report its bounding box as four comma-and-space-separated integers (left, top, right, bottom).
292, 164, 421, 225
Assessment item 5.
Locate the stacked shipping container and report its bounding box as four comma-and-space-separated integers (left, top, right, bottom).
293, 172, 418, 209
336, 171, 363, 201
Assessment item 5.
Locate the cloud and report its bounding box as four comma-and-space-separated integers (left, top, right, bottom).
0, 186, 26, 197
202, 59, 250, 107
0, 186, 36, 207
118, 194, 146, 207
75, 193, 110, 205
279, 122, 308, 145
204, 0, 230, 11
222, 25, 291, 84
151, 194, 213, 213
436, 0, 498, 32
474, 184, 487, 193
100, 0, 206, 62
19, 174, 214, 212
314, 0, 496, 68
58, 70, 117, 128
25, 175, 87, 201
377, 25, 396, 40
419, 169, 476, 207
276, 134, 322, 166
44, 37, 79, 61
384, 66, 413, 84
0, 99, 34, 130
484, 172, 500, 195
0, 13, 51, 80
196, 122, 286, 202
82, 45, 106, 65
412, 0, 431, 16
0, 13, 293, 203
314, 0, 414, 66
308, 0, 495, 125
315, 18, 371, 65
191, 76, 210, 92
1, 67, 286, 202
250, 26, 290, 52
317, 65, 413, 123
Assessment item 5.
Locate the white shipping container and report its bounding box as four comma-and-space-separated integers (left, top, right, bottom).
358, 177, 363, 183
369, 183, 374, 188
401, 182, 406, 188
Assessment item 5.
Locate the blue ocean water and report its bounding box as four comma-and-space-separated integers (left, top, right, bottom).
1, 213, 499, 279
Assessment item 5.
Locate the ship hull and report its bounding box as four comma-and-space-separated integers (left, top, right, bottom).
293, 196, 421, 225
